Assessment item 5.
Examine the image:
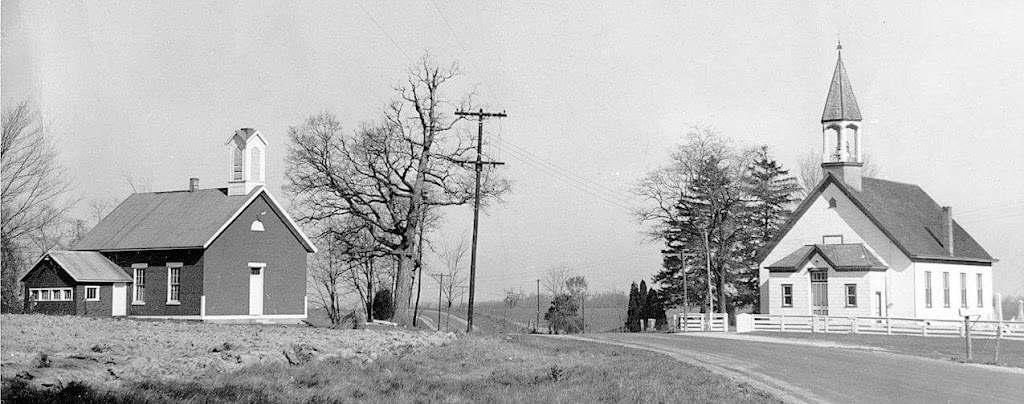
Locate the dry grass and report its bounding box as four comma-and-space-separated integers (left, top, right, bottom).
5, 334, 783, 404
750, 331, 1024, 368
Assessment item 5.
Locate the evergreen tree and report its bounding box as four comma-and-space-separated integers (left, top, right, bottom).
371, 288, 395, 321
738, 146, 801, 312
625, 282, 640, 332
638, 280, 649, 322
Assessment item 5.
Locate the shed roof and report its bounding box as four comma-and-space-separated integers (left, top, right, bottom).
22, 251, 131, 283
766, 244, 887, 272
73, 186, 316, 252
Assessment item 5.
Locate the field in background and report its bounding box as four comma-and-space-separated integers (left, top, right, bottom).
6, 333, 782, 404
474, 291, 629, 333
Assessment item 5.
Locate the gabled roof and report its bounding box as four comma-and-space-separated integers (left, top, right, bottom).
821, 51, 862, 122
756, 173, 995, 266
766, 244, 887, 272
74, 186, 316, 253
21, 251, 131, 283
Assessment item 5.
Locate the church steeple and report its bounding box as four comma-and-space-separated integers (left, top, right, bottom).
820, 41, 865, 191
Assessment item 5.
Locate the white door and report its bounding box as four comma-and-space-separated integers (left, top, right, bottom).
111, 283, 127, 316
249, 266, 264, 315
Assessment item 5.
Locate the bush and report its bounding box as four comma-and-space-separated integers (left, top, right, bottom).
372, 289, 394, 321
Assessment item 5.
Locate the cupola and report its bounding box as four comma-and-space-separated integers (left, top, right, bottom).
225, 128, 267, 196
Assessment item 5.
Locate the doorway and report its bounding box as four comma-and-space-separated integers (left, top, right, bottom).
249, 264, 264, 316
811, 271, 828, 315
111, 283, 126, 316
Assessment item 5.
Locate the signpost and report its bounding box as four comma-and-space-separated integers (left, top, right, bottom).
959, 307, 983, 361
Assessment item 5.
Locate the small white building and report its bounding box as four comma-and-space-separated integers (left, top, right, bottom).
756, 45, 996, 320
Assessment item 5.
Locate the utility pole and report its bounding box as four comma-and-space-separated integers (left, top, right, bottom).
667, 250, 697, 331
536, 279, 541, 332
431, 273, 445, 328
454, 108, 506, 333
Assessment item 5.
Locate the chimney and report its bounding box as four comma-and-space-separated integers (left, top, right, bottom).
189, 177, 200, 192
942, 206, 954, 257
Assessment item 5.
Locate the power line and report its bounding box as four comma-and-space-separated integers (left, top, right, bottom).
428, 0, 505, 104
353, 0, 413, 64
500, 140, 639, 202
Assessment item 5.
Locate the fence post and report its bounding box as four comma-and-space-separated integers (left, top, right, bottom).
886, 318, 892, 335
851, 317, 859, 334
780, 315, 786, 332
922, 322, 928, 336
824, 316, 830, 333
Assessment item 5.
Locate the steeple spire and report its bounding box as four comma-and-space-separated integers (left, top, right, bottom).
821, 44, 861, 123
819, 43, 865, 191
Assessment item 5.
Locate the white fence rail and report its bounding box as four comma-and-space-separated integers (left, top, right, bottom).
671, 313, 727, 332
745, 314, 1024, 341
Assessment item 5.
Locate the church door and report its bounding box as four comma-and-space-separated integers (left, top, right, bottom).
811, 271, 829, 315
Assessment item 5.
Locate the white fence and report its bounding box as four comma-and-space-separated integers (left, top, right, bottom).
744, 314, 1024, 341
671, 313, 727, 332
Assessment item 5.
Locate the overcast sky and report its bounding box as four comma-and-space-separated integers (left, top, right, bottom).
3, 1, 1023, 301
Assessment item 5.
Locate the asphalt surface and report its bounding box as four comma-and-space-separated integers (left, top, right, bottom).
575, 333, 1024, 404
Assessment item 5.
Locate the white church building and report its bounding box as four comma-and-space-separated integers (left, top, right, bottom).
756, 45, 996, 320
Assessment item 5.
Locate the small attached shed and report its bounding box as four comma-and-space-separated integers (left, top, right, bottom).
21, 251, 132, 316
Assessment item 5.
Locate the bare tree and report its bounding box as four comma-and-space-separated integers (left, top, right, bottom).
503, 287, 524, 318
1, 101, 73, 312
544, 264, 573, 297
286, 55, 509, 326
308, 246, 347, 326
797, 149, 879, 192
434, 235, 469, 329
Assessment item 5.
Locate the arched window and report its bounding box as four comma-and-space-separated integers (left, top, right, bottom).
250, 219, 264, 232
845, 124, 859, 161
825, 126, 842, 162
232, 146, 243, 180
828, 197, 837, 208
250, 147, 262, 181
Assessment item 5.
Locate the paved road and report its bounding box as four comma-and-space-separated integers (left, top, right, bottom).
418, 309, 478, 333
573, 333, 1024, 404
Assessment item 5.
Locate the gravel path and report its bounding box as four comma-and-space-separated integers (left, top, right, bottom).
1, 314, 455, 389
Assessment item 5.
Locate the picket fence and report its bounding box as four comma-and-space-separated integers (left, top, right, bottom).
671, 313, 728, 332
746, 314, 1024, 341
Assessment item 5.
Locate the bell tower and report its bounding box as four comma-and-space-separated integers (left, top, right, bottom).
820, 41, 864, 191
225, 128, 267, 196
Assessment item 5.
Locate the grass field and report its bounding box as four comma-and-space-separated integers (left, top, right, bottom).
5, 333, 782, 403
750, 331, 1024, 368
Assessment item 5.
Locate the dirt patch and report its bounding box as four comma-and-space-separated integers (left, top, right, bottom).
0, 314, 455, 390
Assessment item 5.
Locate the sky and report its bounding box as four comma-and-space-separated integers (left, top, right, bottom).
3, 1, 1023, 302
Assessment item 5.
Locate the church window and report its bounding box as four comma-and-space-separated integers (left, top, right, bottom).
925, 271, 933, 308
781, 284, 793, 307
251, 219, 264, 232
942, 272, 950, 308
828, 197, 837, 208
822, 235, 843, 244
232, 146, 244, 181
845, 284, 857, 307
250, 147, 262, 181
977, 274, 983, 307
960, 273, 968, 308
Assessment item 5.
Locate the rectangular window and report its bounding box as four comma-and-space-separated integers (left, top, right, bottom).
845, 284, 857, 307
133, 266, 146, 304
943, 272, 950, 308
781, 284, 793, 307
28, 288, 73, 301
960, 273, 968, 308
925, 271, 932, 308
977, 274, 984, 307
822, 235, 844, 244
86, 286, 100, 301
167, 265, 181, 304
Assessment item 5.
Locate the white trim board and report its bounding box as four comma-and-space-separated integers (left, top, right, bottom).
200, 186, 318, 253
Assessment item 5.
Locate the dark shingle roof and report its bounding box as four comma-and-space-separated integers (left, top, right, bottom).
821, 53, 862, 122
756, 174, 995, 265
73, 187, 316, 252
767, 244, 887, 272
22, 251, 131, 282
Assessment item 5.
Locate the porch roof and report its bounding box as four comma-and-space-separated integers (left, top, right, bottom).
766, 244, 887, 272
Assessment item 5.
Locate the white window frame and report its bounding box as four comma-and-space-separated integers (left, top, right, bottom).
942, 272, 950, 308
232, 146, 244, 180
960, 273, 968, 308
924, 271, 932, 308
28, 288, 73, 302
167, 263, 182, 305
845, 284, 857, 307
85, 286, 100, 301
781, 284, 793, 307
977, 273, 984, 307
822, 235, 844, 245
132, 263, 147, 305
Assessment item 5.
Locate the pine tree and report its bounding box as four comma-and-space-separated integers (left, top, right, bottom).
739, 146, 801, 311
625, 282, 640, 332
